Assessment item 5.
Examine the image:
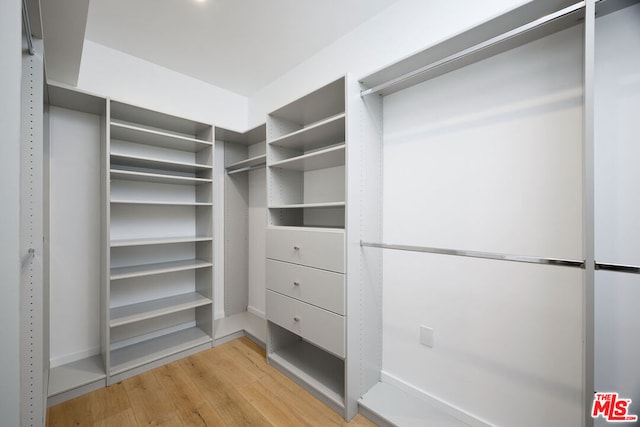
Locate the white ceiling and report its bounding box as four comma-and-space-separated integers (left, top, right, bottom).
83, 0, 399, 96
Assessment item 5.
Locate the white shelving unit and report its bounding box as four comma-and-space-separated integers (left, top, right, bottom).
215, 124, 268, 345
106, 100, 214, 383
265, 75, 383, 420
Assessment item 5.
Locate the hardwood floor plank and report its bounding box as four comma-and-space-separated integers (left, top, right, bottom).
152, 362, 228, 426
238, 377, 315, 427
46, 337, 379, 427
88, 381, 132, 423
256, 372, 345, 426
47, 393, 93, 427
180, 352, 272, 426
123, 370, 180, 425
93, 408, 138, 427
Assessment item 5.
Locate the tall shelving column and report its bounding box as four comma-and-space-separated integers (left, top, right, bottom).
265, 76, 383, 420
106, 101, 214, 383
215, 124, 268, 344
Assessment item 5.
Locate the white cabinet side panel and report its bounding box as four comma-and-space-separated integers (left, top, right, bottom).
49, 106, 102, 367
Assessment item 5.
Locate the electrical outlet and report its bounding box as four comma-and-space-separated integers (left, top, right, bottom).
420, 325, 434, 348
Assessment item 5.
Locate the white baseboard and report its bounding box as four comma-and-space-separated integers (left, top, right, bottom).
381, 371, 492, 427
247, 305, 266, 319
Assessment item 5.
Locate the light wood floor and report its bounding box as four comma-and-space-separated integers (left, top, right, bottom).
47, 337, 378, 426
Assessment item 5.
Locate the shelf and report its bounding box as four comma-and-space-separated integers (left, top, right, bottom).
111, 169, 212, 185
111, 236, 213, 247
110, 153, 212, 174
110, 327, 211, 376
47, 355, 106, 397
359, 382, 470, 427
269, 339, 345, 408
269, 202, 345, 209
269, 114, 346, 151
226, 154, 267, 173
269, 78, 345, 126
111, 121, 211, 152
110, 259, 212, 280
110, 292, 212, 327
110, 199, 212, 207
269, 145, 345, 172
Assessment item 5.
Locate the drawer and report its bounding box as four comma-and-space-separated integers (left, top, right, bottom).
266, 228, 345, 273
266, 259, 345, 315
266, 290, 345, 358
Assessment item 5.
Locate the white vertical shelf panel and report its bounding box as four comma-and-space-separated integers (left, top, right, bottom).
48, 106, 103, 369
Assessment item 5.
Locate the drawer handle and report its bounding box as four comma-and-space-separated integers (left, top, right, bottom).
293, 316, 301, 322
293, 245, 300, 250
293, 281, 300, 286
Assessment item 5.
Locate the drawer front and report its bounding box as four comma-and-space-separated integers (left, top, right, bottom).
266, 259, 345, 315
266, 290, 345, 358
266, 228, 345, 273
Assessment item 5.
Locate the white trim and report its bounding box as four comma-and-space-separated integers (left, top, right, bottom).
49, 346, 101, 369
215, 310, 226, 320
247, 305, 266, 319
381, 371, 493, 427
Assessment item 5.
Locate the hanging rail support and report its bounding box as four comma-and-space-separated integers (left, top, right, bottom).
22, 0, 35, 56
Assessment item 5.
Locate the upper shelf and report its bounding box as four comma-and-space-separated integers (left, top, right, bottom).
269, 77, 345, 128
111, 122, 212, 152
360, 0, 585, 96
270, 145, 345, 172
216, 123, 266, 146
269, 114, 345, 151
111, 100, 211, 140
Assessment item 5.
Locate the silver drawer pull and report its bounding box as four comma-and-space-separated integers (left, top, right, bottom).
293, 316, 301, 322
293, 281, 300, 286
293, 245, 300, 250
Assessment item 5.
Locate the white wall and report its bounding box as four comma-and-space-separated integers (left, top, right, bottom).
48, 106, 102, 367
380, 25, 584, 426
594, 5, 640, 425
248, 0, 525, 126
0, 0, 22, 424
76, 40, 248, 131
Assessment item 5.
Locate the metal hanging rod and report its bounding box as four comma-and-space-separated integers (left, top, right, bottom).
360, 1, 585, 96
360, 241, 585, 268
595, 262, 640, 275
226, 162, 266, 175
22, 0, 35, 56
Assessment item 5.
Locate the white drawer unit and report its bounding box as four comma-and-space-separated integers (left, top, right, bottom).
266, 290, 345, 358
266, 259, 345, 315
266, 227, 345, 273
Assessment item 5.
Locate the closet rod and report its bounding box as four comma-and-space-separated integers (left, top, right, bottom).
595, 262, 640, 275
226, 163, 266, 175
360, 1, 584, 96
22, 0, 35, 55
360, 241, 585, 268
